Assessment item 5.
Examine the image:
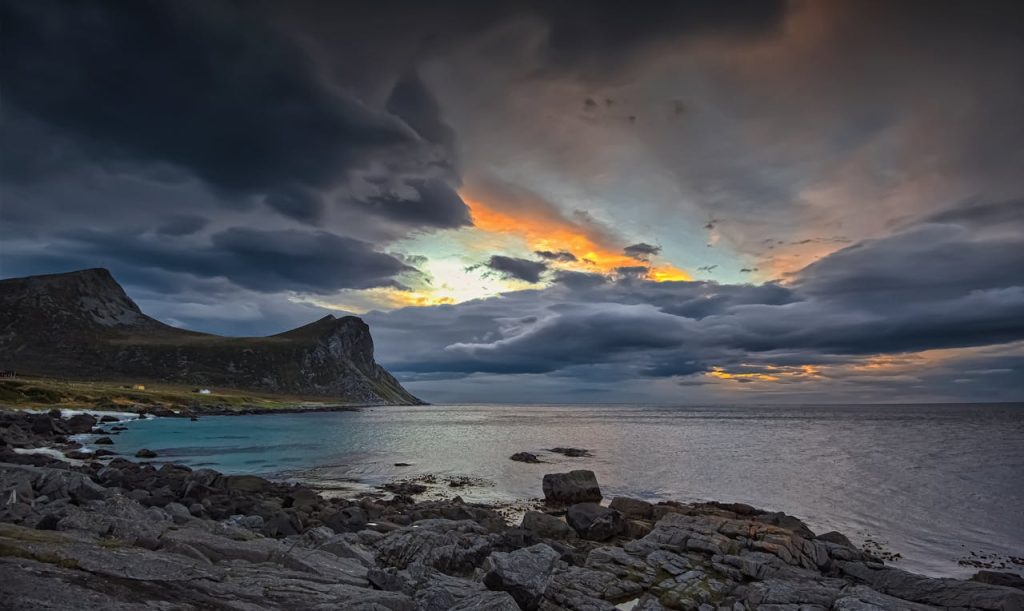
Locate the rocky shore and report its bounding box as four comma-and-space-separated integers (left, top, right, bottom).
1, 411, 1022, 610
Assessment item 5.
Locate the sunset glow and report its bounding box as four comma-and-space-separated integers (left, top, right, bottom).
464, 196, 691, 282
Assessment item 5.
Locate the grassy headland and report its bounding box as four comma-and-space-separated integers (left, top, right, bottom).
0, 375, 360, 415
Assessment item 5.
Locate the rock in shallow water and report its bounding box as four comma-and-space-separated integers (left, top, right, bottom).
511, 452, 543, 463
548, 447, 592, 457
542, 469, 602, 505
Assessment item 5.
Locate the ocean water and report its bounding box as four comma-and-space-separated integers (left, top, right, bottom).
105, 403, 1024, 578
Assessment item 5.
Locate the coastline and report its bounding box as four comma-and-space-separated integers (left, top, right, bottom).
2, 410, 1022, 610
0, 375, 425, 419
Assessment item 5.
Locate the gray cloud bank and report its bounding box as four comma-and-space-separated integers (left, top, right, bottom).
367, 210, 1024, 400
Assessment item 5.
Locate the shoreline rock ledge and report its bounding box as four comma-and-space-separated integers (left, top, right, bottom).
0, 444, 1022, 610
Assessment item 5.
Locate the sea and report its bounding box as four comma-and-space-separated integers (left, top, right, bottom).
99, 402, 1024, 578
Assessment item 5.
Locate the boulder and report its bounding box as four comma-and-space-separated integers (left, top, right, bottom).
261, 511, 303, 537
0, 424, 30, 447
623, 519, 653, 540
65, 414, 98, 434
510, 452, 542, 463
758, 511, 816, 539
30, 415, 57, 436
93, 436, 114, 445
818, 530, 854, 547
164, 502, 192, 524
135, 448, 158, 458
609, 496, 653, 519
384, 481, 428, 496
566, 503, 624, 541
222, 474, 270, 494
542, 470, 602, 505
973, 571, 1024, 590
483, 543, 561, 610
547, 447, 592, 457
521, 511, 576, 540
284, 487, 320, 510
375, 519, 501, 575
323, 506, 368, 533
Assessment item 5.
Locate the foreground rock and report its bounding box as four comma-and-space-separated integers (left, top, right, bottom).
522, 511, 577, 540
484, 543, 561, 609
566, 502, 624, 541
1, 412, 1022, 610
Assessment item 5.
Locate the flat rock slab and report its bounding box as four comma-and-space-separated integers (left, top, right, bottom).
483, 543, 561, 610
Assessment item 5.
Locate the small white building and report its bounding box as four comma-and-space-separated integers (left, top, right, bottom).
197, 388, 211, 395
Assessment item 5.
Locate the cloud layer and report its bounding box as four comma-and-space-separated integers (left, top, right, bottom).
1, 0, 1021, 402
367, 211, 1024, 400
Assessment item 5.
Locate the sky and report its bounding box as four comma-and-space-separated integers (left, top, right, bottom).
2, 0, 1023, 403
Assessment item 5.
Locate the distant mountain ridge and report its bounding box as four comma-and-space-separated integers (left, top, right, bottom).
0, 268, 422, 405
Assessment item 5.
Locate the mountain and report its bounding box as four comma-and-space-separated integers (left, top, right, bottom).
0, 268, 422, 405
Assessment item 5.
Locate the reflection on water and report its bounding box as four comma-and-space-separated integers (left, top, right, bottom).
110, 403, 1024, 578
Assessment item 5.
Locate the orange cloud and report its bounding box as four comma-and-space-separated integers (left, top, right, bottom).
706, 364, 822, 384
461, 183, 690, 282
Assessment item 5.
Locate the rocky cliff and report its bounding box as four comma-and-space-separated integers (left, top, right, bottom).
0, 268, 421, 404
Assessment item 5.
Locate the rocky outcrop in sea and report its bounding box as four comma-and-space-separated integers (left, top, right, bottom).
1, 410, 1022, 610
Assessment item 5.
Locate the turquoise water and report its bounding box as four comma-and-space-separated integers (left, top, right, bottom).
97, 403, 1023, 578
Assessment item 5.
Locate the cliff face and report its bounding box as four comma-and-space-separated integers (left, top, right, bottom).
0, 269, 422, 405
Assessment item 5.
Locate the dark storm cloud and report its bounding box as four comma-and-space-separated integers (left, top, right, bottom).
613, 266, 650, 279
155, 215, 209, 237
918, 199, 1024, 231
0, 0, 788, 304
0, 0, 467, 227
437, 304, 696, 374
271, 0, 786, 79
792, 225, 1024, 304
514, 0, 786, 76
352, 178, 471, 229
551, 271, 607, 289
6, 227, 415, 294
534, 250, 578, 263
623, 243, 662, 260
481, 255, 548, 284
386, 71, 459, 173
